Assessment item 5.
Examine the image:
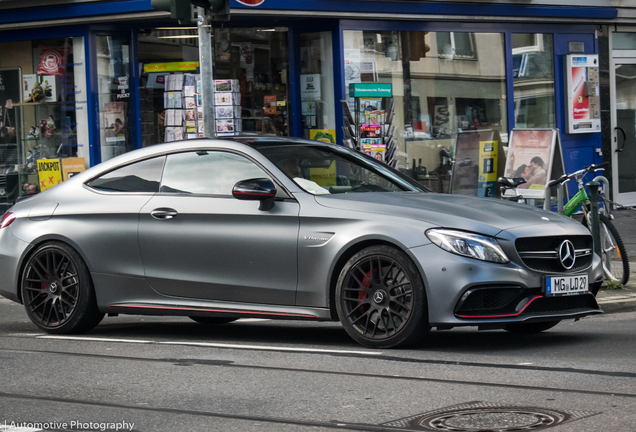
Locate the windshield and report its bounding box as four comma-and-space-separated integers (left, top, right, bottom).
258, 144, 425, 195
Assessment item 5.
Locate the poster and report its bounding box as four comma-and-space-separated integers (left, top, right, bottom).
309, 129, 337, 186
61, 157, 86, 181
37, 158, 63, 191
450, 129, 505, 197
565, 55, 601, 134
300, 74, 321, 101
504, 129, 561, 198
37, 46, 67, 76
309, 129, 336, 143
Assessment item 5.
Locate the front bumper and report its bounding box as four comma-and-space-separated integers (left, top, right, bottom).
408, 242, 603, 328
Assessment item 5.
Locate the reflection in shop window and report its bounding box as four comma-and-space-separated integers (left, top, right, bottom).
0, 37, 89, 206
437, 32, 477, 59
512, 34, 555, 129
343, 30, 506, 192
97, 35, 132, 162
300, 32, 336, 142
137, 27, 290, 145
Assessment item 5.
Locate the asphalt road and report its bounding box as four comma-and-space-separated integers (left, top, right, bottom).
0, 297, 635, 432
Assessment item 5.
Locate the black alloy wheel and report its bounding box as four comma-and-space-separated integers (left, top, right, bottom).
21, 242, 103, 333
189, 316, 238, 325
336, 245, 429, 348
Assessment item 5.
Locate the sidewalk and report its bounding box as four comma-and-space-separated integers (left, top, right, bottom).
594, 209, 636, 314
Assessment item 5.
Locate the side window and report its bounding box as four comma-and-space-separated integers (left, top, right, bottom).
87, 156, 165, 193
160, 151, 270, 195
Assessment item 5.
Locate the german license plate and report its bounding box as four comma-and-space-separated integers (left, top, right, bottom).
545, 275, 588, 296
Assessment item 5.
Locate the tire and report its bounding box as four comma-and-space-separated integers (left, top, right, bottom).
335, 245, 429, 348
189, 316, 238, 325
21, 242, 104, 334
584, 214, 630, 285
504, 320, 561, 334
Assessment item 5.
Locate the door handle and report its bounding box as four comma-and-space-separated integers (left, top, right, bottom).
151, 208, 178, 220
615, 126, 627, 153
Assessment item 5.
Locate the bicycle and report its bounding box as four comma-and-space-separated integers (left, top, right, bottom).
546, 163, 630, 285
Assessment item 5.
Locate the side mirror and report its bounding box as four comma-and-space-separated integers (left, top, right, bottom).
232, 178, 277, 211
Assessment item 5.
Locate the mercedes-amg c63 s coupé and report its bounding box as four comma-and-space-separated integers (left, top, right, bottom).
0, 137, 604, 348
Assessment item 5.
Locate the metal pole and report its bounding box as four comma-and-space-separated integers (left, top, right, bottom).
587, 181, 601, 258
197, 7, 215, 138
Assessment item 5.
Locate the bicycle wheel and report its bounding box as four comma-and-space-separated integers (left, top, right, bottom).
584, 214, 630, 285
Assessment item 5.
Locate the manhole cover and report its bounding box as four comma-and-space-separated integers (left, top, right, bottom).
382, 401, 600, 431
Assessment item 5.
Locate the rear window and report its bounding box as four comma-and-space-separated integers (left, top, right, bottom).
87, 156, 165, 193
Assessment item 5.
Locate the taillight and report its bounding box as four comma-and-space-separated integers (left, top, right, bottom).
0, 212, 16, 229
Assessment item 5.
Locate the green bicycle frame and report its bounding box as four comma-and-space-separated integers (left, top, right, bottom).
563, 188, 588, 217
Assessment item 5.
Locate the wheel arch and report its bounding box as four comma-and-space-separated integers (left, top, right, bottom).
327, 238, 424, 321
16, 235, 94, 305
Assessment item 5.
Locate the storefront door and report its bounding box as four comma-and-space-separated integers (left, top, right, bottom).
611, 45, 636, 206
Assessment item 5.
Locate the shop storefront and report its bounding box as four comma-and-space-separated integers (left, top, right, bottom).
0, 0, 628, 209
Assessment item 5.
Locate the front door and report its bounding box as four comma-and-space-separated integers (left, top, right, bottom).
138, 150, 299, 305
611, 51, 636, 206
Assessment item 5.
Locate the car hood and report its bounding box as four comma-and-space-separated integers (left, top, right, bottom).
314, 192, 579, 237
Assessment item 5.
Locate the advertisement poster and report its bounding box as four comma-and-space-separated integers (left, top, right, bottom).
309, 129, 336, 143
300, 74, 321, 101
37, 158, 63, 191
37, 47, 67, 76
61, 157, 86, 181
308, 129, 337, 186
478, 140, 499, 198
450, 130, 504, 197
504, 129, 558, 198
565, 55, 600, 134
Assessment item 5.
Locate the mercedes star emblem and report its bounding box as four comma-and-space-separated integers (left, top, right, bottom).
558, 240, 576, 270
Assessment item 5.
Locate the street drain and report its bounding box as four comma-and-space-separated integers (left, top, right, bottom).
381, 401, 600, 431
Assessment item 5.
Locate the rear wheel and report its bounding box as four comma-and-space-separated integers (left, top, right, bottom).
21, 242, 103, 333
584, 214, 630, 285
336, 245, 429, 348
189, 316, 238, 325
504, 320, 560, 334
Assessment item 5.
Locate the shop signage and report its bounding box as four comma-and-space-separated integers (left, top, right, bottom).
61, 157, 86, 181
37, 158, 63, 191
235, 0, 265, 6
349, 83, 392, 98
143, 62, 199, 73
300, 74, 321, 101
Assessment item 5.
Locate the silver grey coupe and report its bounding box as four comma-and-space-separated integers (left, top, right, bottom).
0, 137, 604, 348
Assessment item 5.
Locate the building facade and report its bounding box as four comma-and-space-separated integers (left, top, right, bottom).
0, 0, 634, 209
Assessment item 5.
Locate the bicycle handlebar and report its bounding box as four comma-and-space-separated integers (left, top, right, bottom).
547, 162, 609, 187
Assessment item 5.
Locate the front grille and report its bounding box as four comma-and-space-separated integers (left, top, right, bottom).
524, 294, 599, 314
516, 235, 593, 273
0, 174, 6, 188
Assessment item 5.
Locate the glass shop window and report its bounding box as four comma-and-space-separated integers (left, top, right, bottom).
342, 30, 507, 193
137, 27, 290, 145
0, 37, 89, 208
299, 32, 336, 143
96, 35, 132, 162
512, 33, 555, 129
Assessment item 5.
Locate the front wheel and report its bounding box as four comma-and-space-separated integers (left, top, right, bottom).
21, 242, 104, 333
335, 245, 429, 348
584, 214, 630, 285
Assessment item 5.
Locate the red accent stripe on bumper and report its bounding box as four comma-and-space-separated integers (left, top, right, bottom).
457, 295, 544, 319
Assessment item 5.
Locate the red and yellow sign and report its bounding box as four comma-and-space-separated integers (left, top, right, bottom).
37, 159, 63, 191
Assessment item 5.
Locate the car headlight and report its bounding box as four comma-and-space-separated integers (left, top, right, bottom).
426, 229, 509, 264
